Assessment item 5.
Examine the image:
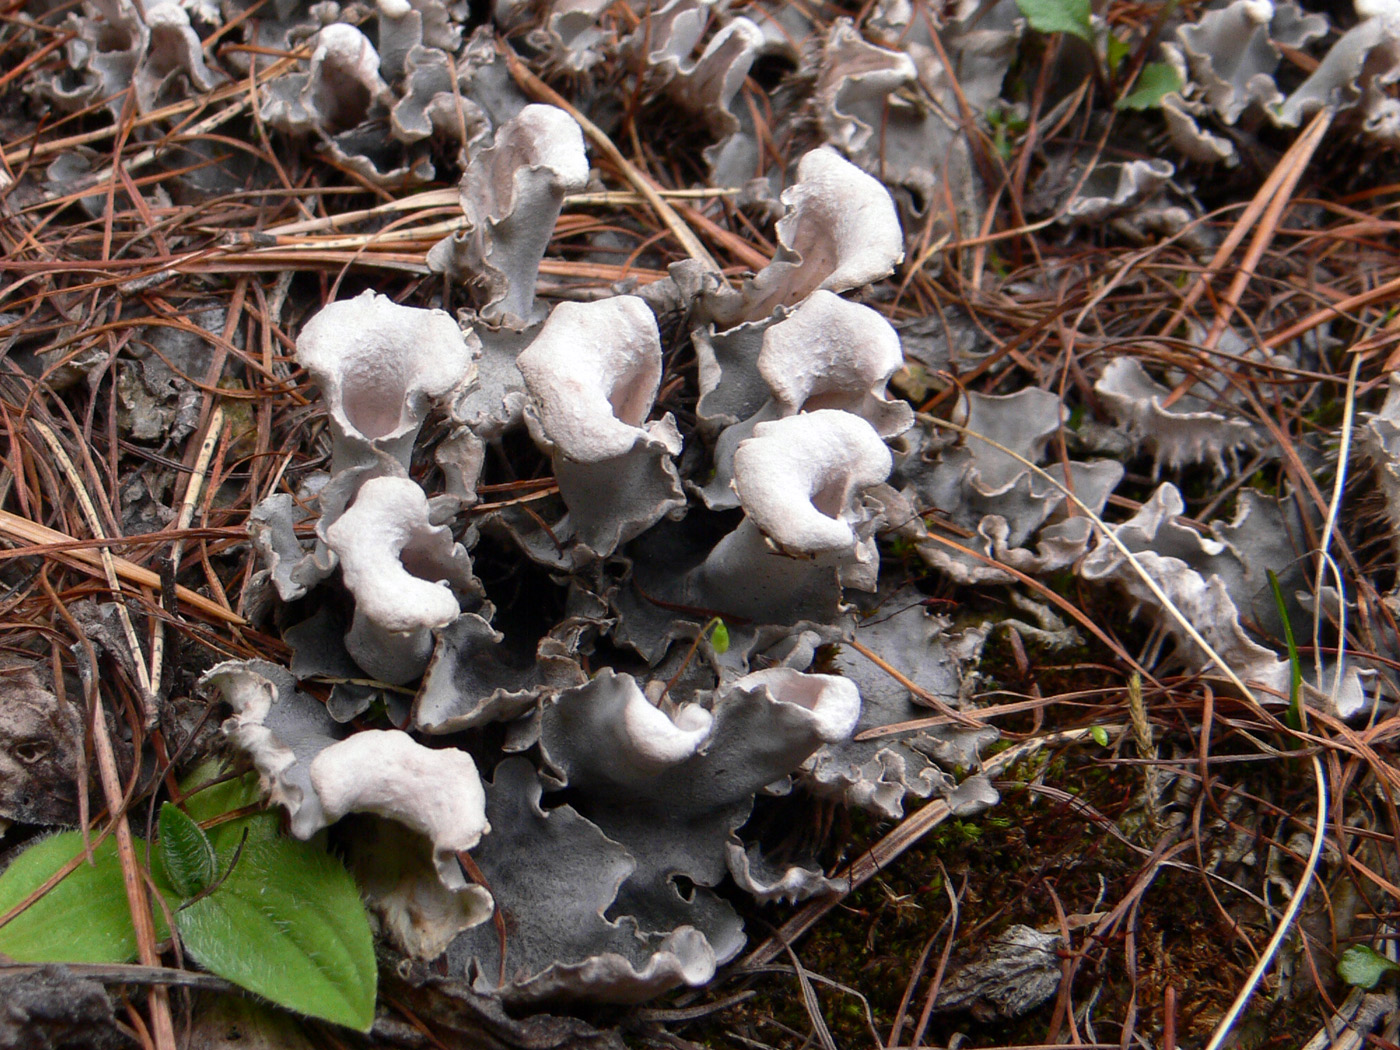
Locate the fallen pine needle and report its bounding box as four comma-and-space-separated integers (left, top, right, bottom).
0, 508, 246, 626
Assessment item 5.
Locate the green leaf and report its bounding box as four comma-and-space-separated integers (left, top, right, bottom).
1116, 61, 1184, 110
1338, 945, 1400, 989
709, 619, 730, 655
1266, 568, 1305, 736
1105, 33, 1130, 75
0, 832, 168, 963
1014, 0, 1093, 44
180, 762, 279, 854
158, 803, 217, 898
1090, 725, 1110, 747
177, 838, 376, 1031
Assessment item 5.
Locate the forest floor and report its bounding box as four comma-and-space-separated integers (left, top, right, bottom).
2, 1, 1400, 1048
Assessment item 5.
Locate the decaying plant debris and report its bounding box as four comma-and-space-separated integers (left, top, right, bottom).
2, 0, 1400, 1046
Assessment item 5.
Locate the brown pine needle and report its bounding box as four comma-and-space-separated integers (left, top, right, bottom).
0, 509, 246, 626
845, 636, 984, 729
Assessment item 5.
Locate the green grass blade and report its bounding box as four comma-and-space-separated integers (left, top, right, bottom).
1266, 568, 1304, 735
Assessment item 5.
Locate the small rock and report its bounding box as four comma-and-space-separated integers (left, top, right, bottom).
0, 964, 131, 1050
935, 924, 1062, 1021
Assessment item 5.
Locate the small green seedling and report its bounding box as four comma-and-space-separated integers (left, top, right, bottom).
1266, 568, 1305, 739
708, 617, 730, 654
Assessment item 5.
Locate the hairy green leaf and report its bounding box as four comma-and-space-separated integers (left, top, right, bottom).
159, 803, 217, 898
1116, 61, 1184, 110
180, 761, 279, 853
1015, 0, 1093, 43
177, 838, 376, 1031
0, 832, 170, 963
1338, 945, 1400, 989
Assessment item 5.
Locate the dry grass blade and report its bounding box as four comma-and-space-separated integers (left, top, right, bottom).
1158, 107, 1333, 342
772, 934, 838, 1050
44, 578, 176, 1050
854, 695, 1066, 739
1312, 356, 1360, 711
1264, 271, 1400, 352
846, 636, 984, 728
894, 866, 960, 1049
1201, 108, 1334, 350
149, 405, 225, 703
